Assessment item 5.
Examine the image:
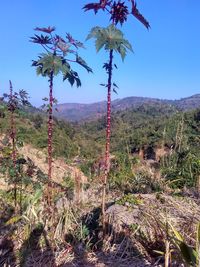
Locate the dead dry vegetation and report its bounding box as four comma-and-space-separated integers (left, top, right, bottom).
1, 190, 200, 266
1, 142, 200, 267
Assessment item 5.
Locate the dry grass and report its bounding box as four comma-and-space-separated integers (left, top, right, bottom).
1, 157, 200, 267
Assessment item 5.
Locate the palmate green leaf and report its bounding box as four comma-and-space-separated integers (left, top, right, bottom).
63, 70, 81, 87
86, 26, 101, 41
38, 53, 62, 75
60, 61, 71, 75
86, 26, 106, 51
117, 46, 126, 61
123, 39, 133, 51
86, 24, 133, 60
76, 55, 93, 73
36, 66, 44, 76
33, 53, 71, 77
31, 27, 94, 88
96, 37, 106, 52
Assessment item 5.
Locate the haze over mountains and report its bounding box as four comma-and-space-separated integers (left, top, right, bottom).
54, 94, 200, 122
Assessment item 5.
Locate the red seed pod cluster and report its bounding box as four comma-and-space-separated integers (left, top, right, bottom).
110, 1, 129, 25
83, 0, 150, 29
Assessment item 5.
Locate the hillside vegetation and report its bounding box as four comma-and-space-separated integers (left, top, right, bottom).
1, 97, 200, 266
1, 100, 200, 189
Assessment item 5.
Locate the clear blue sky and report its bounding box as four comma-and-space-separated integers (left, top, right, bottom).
0, 0, 200, 106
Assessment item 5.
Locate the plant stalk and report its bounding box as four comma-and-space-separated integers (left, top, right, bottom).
102, 49, 113, 232
47, 71, 54, 205
9, 80, 17, 207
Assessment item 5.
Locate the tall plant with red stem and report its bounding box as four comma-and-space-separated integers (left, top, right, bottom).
84, 0, 150, 231
3, 80, 30, 208
31, 27, 92, 205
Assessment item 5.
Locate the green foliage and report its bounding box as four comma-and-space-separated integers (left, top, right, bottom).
31, 114, 43, 129
21, 189, 43, 229
62, 174, 75, 190
116, 193, 143, 206
108, 152, 135, 190
82, 106, 200, 191
169, 221, 200, 266
76, 55, 93, 73
129, 223, 140, 233
161, 151, 200, 189
82, 103, 174, 155
74, 222, 90, 243
107, 152, 161, 193
5, 215, 21, 225
31, 27, 92, 85
87, 24, 133, 60
80, 160, 94, 178
35, 53, 69, 75
1, 97, 200, 194
33, 53, 83, 87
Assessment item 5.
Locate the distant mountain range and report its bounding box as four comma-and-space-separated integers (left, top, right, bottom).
54, 94, 200, 122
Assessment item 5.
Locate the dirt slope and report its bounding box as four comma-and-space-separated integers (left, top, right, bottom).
19, 144, 87, 185
0, 139, 87, 191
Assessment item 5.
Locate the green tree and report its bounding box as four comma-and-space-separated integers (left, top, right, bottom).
86, 25, 132, 227
31, 26, 92, 204
84, 0, 149, 230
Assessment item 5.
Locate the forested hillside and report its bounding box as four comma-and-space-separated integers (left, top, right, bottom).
1, 100, 200, 190
54, 94, 200, 122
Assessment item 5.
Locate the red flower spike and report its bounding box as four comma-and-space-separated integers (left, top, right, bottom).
110, 1, 129, 25
84, 0, 150, 28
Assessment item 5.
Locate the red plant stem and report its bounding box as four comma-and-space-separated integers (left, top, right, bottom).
9, 81, 16, 167
102, 49, 113, 230
11, 112, 17, 207
9, 80, 17, 207
47, 71, 54, 204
